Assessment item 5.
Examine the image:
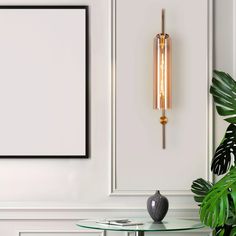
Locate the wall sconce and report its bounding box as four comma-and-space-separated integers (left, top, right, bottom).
153, 9, 171, 149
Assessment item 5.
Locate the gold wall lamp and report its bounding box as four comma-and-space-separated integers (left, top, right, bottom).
153, 9, 172, 149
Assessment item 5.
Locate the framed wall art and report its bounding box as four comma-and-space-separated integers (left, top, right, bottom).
0, 6, 89, 158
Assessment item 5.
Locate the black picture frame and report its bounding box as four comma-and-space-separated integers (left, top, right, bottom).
0, 5, 89, 158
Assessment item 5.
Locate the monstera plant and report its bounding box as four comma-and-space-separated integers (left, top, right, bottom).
191, 70, 236, 236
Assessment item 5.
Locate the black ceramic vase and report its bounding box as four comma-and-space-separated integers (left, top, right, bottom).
147, 190, 169, 222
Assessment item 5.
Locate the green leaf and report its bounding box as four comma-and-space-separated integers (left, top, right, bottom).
215, 226, 224, 236
210, 70, 236, 123
200, 166, 236, 228
230, 227, 236, 236
211, 124, 236, 175
191, 178, 212, 204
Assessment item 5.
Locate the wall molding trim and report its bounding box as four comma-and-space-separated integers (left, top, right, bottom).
18, 229, 211, 236
233, 0, 236, 78
126, 230, 212, 236
18, 230, 104, 236
0, 206, 199, 220
110, 0, 214, 196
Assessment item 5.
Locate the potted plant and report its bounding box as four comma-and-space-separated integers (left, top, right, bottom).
191, 70, 236, 236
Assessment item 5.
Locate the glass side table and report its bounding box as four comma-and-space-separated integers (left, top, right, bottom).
77, 218, 204, 236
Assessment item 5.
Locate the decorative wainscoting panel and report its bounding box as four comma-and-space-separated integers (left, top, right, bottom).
111, 0, 213, 196
126, 231, 211, 236
233, 0, 236, 78
19, 230, 104, 236
18, 230, 211, 236
0, 207, 211, 235
0, 0, 216, 235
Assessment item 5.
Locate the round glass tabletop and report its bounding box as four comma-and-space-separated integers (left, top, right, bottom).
77, 218, 204, 232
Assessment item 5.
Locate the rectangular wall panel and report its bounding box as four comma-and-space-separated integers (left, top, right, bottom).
0, 209, 211, 235
112, 0, 212, 194
20, 231, 210, 236
20, 232, 102, 236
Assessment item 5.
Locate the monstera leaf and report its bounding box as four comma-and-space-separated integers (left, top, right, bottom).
215, 226, 225, 236
230, 227, 236, 236
216, 225, 236, 236
191, 178, 212, 204
210, 70, 236, 123
200, 166, 236, 228
211, 124, 236, 175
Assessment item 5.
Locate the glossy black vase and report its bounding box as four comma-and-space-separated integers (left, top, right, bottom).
147, 190, 169, 222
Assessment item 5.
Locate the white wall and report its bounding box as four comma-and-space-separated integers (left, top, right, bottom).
214, 0, 235, 183
112, 0, 211, 197
0, 0, 228, 235
214, 0, 234, 151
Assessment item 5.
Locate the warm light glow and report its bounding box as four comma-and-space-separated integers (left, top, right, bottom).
153, 33, 171, 110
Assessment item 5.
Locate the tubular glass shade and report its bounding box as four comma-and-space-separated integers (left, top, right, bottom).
153, 33, 171, 110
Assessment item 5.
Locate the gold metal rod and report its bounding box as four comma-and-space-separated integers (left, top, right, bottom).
162, 123, 166, 149
162, 109, 166, 149
161, 9, 165, 34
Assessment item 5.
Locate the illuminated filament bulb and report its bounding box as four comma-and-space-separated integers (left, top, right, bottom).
153, 9, 172, 149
